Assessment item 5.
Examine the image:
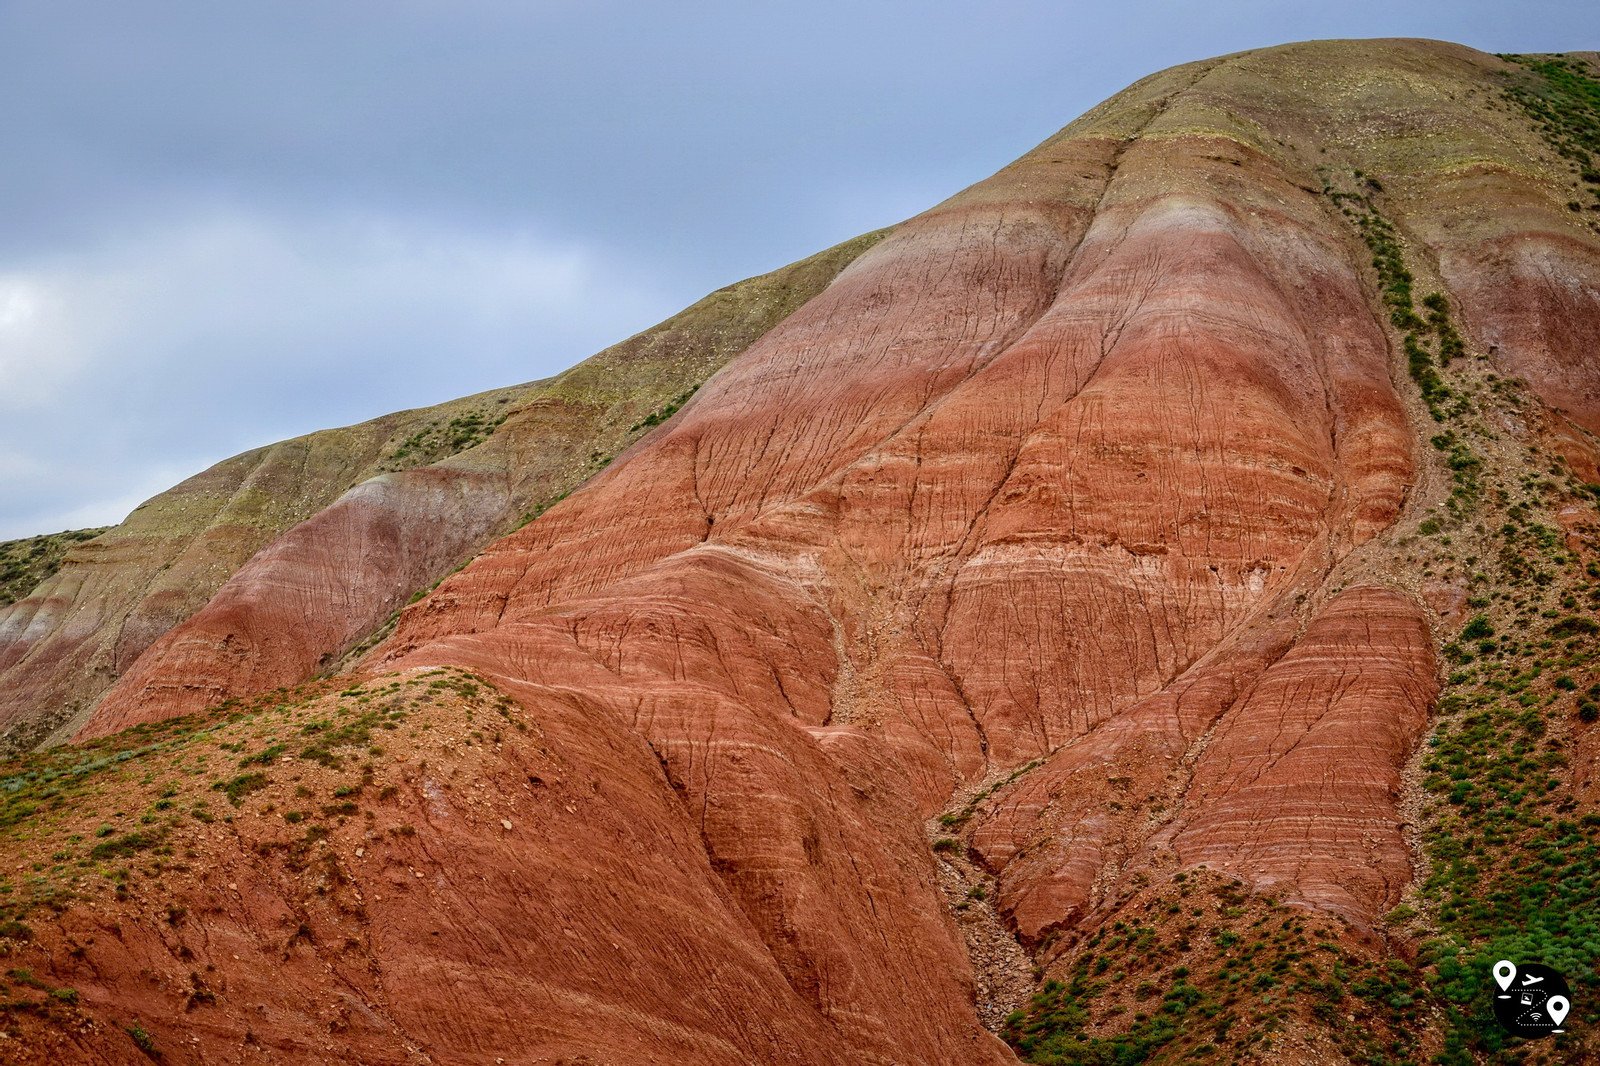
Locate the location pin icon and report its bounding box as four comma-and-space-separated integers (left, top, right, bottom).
1494, 960, 1517, 991
1549, 996, 1570, 1027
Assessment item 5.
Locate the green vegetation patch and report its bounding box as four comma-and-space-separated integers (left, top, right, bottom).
0, 967, 90, 1031
1502, 54, 1600, 223
1503, 56, 1600, 177
380, 408, 509, 471
1003, 874, 1421, 1064
0, 668, 513, 929
1420, 534, 1600, 1062
211, 771, 270, 807
298, 702, 413, 769
629, 385, 700, 431
937, 757, 1044, 830
0, 527, 108, 607
1376, 240, 1600, 1059
1327, 186, 1466, 422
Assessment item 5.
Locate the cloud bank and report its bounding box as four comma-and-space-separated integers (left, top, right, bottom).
0, 209, 670, 537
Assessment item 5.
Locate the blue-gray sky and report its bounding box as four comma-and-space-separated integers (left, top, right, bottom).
0, 1, 1593, 538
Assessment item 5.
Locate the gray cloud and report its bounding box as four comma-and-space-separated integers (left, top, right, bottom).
0, 0, 1594, 538
0, 206, 671, 537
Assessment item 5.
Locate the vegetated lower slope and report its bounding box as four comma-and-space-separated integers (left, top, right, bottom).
0, 231, 883, 756
3, 38, 1600, 1066
0, 528, 108, 608
3, 670, 886, 1063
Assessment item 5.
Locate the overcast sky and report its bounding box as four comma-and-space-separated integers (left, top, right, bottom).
0, 2, 1593, 538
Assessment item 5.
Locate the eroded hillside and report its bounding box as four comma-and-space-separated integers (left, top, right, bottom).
0, 231, 882, 756
2, 39, 1599, 1065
